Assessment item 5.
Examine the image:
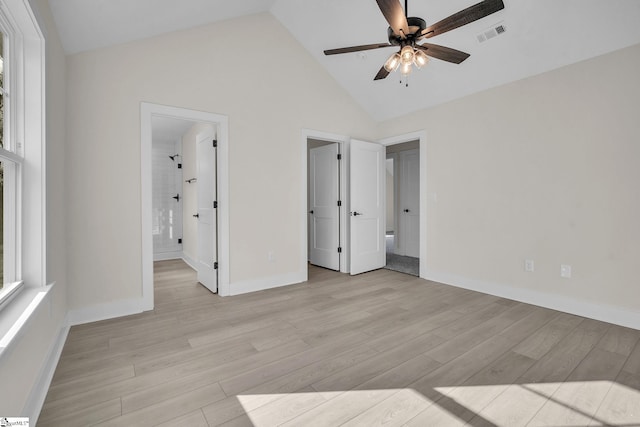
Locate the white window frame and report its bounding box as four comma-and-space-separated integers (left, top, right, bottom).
0, 0, 46, 314
0, 3, 23, 306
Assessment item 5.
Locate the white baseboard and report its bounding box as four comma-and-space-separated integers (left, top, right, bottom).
181, 253, 198, 271
230, 271, 307, 296
23, 313, 69, 425
67, 298, 145, 326
153, 251, 183, 261
424, 269, 640, 331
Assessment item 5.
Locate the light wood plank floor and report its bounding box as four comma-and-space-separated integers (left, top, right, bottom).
39, 260, 640, 426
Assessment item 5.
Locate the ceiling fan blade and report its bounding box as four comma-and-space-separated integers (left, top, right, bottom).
324, 43, 394, 55
376, 0, 410, 38
374, 66, 390, 81
416, 43, 470, 64
420, 0, 504, 39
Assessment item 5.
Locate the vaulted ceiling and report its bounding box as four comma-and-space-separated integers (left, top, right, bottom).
49, 0, 640, 121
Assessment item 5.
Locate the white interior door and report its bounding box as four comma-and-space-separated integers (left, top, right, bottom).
399, 149, 420, 258
350, 139, 385, 275
309, 143, 340, 270
196, 131, 218, 293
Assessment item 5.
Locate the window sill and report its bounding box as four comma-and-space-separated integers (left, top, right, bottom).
0, 283, 54, 361
0, 281, 25, 311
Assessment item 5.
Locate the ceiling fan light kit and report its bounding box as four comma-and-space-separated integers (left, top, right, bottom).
324, 0, 505, 83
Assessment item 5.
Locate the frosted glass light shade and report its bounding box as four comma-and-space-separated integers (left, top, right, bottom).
400, 45, 415, 64
414, 50, 429, 68
384, 53, 401, 72
400, 61, 413, 75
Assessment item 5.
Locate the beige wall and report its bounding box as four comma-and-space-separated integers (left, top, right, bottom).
65, 12, 377, 309
0, 0, 68, 416
380, 43, 640, 313
42, 0, 68, 343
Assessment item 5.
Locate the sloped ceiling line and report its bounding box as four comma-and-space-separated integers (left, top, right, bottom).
49, 0, 640, 120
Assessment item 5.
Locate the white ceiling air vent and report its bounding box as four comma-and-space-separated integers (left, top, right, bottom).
477, 22, 506, 43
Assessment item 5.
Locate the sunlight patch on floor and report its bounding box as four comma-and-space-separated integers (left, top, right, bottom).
435, 381, 640, 427
236, 381, 640, 427
238, 388, 436, 426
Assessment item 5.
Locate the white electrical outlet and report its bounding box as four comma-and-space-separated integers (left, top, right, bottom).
525, 259, 534, 272
560, 264, 572, 278
268, 251, 276, 262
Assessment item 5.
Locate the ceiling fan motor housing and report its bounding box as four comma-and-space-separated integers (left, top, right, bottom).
388, 17, 426, 46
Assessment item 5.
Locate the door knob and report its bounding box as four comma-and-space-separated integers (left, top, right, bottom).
352, 211, 362, 216
309, 210, 314, 214
193, 214, 199, 218
172, 194, 180, 202
404, 209, 410, 213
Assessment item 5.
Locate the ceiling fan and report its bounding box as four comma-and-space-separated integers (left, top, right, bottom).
324, 0, 505, 81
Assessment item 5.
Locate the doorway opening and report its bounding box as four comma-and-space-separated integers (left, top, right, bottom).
302, 130, 349, 279
141, 103, 230, 309
150, 117, 220, 293
385, 141, 420, 276
308, 139, 341, 272
150, 117, 191, 262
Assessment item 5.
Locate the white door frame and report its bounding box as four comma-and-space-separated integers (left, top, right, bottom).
141, 102, 231, 309
301, 129, 349, 278
379, 131, 427, 279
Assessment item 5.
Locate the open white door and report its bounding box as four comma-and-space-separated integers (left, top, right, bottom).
350, 139, 385, 275
399, 149, 420, 258
309, 143, 340, 270
196, 130, 218, 293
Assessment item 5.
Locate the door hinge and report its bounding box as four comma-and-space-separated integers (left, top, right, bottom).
338, 247, 342, 253
337, 154, 342, 160
178, 238, 182, 244
337, 200, 342, 207
213, 139, 218, 148
214, 262, 219, 270
213, 201, 218, 208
